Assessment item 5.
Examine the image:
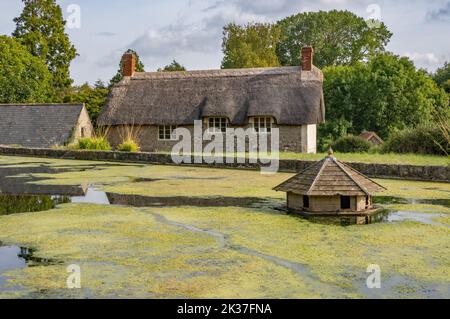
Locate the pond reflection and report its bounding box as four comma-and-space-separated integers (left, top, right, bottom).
0, 244, 58, 292
106, 192, 270, 208
0, 195, 70, 215
0, 161, 112, 214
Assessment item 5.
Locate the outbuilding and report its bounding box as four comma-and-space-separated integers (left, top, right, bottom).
359, 131, 384, 146
274, 149, 386, 223
0, 104, 93, 148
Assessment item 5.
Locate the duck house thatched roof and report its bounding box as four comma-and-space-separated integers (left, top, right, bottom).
274, 155, 386, 196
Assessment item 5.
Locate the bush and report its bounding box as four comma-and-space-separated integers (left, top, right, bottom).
117, 140, 140, 153
381, 126, 449, 155
75, 137, 111, 151
331, 135, 372, 153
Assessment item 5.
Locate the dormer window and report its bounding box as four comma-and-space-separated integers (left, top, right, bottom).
252, 117, 273, 133
207, 117, 228, 133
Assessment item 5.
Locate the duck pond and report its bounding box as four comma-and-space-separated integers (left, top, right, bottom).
0, 155, 449, 299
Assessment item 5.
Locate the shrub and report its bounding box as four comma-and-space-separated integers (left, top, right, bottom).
75, 137, 111, 151
381, 126, 449, 155
331, 135, 372, 153
117, 139, 140, 153
116, 125, 142, 153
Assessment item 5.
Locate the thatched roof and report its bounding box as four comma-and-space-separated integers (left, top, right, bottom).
98, 66, 325, 126
274, 155, 386, 196
0, 104, 85, 148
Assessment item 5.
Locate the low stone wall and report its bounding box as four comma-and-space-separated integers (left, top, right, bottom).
0, 146, 448, 182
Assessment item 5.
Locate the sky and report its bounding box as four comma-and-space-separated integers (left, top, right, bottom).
1, 0, 449, 85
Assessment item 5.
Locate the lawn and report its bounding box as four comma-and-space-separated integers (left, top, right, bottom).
278, 152, 449, 167
0, 155, 449, 299
157, 151, 449, 167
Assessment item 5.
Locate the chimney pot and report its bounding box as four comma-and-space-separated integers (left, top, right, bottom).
301, 46, 314, 71
122, 52, 136, 77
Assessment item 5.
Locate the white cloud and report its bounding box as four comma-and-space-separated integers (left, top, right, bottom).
404, 52, 439, 64
126, 1, 266, 60
403, 52, 446, 71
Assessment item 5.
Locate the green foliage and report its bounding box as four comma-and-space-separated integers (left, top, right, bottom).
221, 23, 281, 69
321, 53, 448, 146
381, 126, 449, 156
63, 80, 109, 126
158, 60, 186, 72
110, 49, 145, 86
433, 62, 450, 93
117, 140, 140, 153
13, 0, 77, 92
74, 137, 111, 151
317, 118, 352, 152
276, 10, 392, 68
0, 35, 53, 103
331, 135, 372, 153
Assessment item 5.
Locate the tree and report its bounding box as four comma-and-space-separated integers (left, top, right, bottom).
110, 49, 145, 86
63, 80, 109, 126
276, 10, 392, 68
13, 0, 77, 92
0, 35, 53, 103
157, 60, 186, 72
221, 23, 281, 69
320, 52, 448, 146
433, 62, 450, 93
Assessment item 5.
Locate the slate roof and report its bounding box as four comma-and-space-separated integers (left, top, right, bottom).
0, 104, 85, 148
274, 155, 386, 196
97, 66, 325, 126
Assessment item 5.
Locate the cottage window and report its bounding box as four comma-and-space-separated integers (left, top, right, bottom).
158, 125, 177, 140
252, 117, 273, 133
207, 117, 228, 133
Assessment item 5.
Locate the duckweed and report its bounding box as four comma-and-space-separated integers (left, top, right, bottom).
0, 155, 449, 298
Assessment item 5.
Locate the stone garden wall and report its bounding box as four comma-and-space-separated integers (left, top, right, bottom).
0, 146, 448, 182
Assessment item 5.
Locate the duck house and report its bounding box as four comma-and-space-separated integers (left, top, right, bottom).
274, 150, 386, 224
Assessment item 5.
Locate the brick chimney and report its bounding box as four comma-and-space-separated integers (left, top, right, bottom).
121, 52, 136, 77
301, 46, 314, 71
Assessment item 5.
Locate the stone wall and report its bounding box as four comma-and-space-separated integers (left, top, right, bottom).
106, 124, 311, 153
0, 146, 448, 182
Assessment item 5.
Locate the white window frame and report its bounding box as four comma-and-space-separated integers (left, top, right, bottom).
251, 117, 274, 134
158, 125, 178, 141
207, 117, 229, 133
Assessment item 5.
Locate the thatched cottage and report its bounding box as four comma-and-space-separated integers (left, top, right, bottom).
0, 104, 93, 148
274, 149, 386, 218
98, 47, 325, 153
